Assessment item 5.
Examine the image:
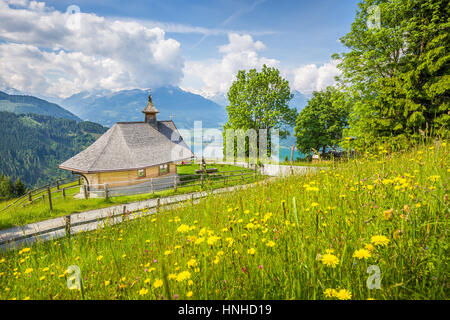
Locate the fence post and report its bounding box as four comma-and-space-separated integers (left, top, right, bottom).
151, 178, 154, 194
157, 197, 161, 213
83, 184, 88, 199
173, 176, 177, 192
28, 191, 32, 202
56, 180, 60, 190
47, 187, 53, 211
241, 170, 243, 181
104, 183, 109, 200
201, 173, 204, 188
64, 215, 71, 238
78, 178, 81, 185
62, 188, 66, 199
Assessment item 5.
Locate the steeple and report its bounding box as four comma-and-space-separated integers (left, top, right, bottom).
142, 89, 159, 128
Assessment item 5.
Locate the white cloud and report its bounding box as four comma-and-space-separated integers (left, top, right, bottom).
181, 33, 279, 99
0, 0, 184, 98
291, 60, 340, 95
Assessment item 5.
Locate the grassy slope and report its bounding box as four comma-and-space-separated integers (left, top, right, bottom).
0, 142, 448, 300
0, 164, 256, 230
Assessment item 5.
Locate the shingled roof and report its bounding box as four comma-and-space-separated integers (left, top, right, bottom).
59, 120, 193, 173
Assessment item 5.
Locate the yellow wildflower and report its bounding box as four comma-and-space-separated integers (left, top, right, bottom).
370, 235, 390, 247
335, 289, 352, 300
138, 288, 148, 296
153, 279, 163, 288
321, 254, 339, 268
353, 249, 371, 260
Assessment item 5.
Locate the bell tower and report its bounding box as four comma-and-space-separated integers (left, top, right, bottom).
142, 89, 159, 128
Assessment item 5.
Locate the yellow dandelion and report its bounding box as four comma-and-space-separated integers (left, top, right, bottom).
153, 279, 163, 288
324, 288, 337, 298
335, 289, 352, 300
187, 258, 197, 268
353, 249, 371, 260
321, 254, 339, 268
247, 248, 256, 255
186, 291, 193, 297
207, 235, 220, 246
104, 280, 110, 286
370, 235, 390, 247
266, 240, 275, 248
176, 271, 191, 282
97, 255, 103, 261
24, 268, 33, 274
176, 224, 190, 233
138, 288, 148, 296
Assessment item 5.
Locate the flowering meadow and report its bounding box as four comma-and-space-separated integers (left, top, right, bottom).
0, 141, 448, 300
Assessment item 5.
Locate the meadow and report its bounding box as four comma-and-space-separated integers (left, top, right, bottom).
0, 163, 255, 230
0, 141, 448, 300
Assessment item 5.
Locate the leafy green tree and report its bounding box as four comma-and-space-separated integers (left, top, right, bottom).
294, 87, 351, 156
223, 65, 297, 158
334, 0, 449, 150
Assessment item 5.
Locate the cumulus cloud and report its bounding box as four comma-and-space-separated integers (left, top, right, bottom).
291, 60, 340, 95
0, 0, 184, 98
181, 33, 279, 99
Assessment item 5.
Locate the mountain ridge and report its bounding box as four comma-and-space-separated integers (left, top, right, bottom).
0, 91, 81, 121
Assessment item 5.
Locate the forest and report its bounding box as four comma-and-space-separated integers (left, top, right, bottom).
0, 111, 107, 197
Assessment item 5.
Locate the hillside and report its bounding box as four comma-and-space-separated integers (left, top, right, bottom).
0, 111, 107, 187
61, 86, 228, 129
0, 91, 81, 121
0, 142, 447, 299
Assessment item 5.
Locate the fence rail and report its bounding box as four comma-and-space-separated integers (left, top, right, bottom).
0, 181, 259, 248
0, 177, 81, 213
1, 168, 259, 214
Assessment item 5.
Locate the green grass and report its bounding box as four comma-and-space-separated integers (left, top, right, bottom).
0, 164, 257, 230
0, 141, 448, 300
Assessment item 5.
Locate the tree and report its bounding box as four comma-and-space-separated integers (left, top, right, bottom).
0, 175, 14, 200
294, 87, 351, 156
14, 178, 26, 197
223, 65, 297, 158
334, 0, 449, 150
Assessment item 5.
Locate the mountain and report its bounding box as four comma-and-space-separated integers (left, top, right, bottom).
61, 86, 228, 129
290, 90, 308, 111
0, 111, 107, 187
0, 91, 81, 121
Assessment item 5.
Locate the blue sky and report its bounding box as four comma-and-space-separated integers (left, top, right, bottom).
43, 0, 359, 65
0, 0, 361, 100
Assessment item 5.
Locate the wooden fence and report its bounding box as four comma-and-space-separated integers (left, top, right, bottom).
0, 177, 82, 213
86, 168, 258, 199
0, 180, 259, 248
0, 168, 259, 213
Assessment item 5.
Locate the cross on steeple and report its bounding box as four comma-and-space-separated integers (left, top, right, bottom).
142, 88, 159, 128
